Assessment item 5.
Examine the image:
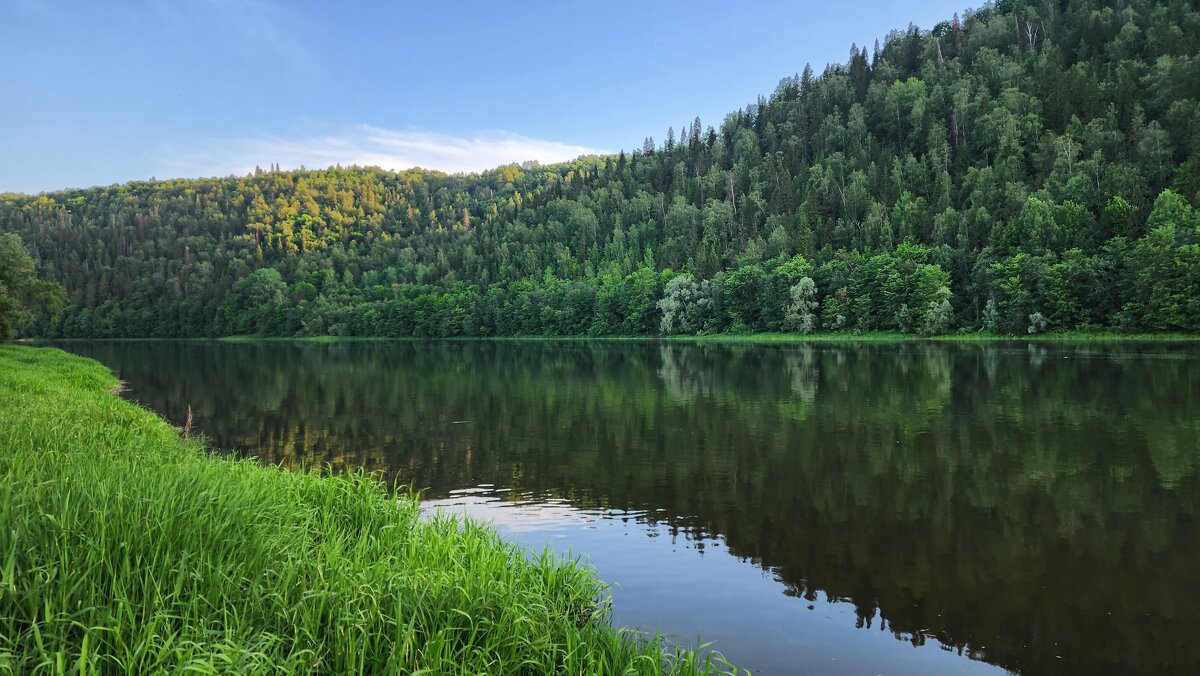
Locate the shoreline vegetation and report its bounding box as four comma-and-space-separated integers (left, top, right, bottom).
27, 331, 1200, 346
0, 345, 736, 674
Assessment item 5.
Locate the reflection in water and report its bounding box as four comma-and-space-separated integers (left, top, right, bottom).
57, 340, 1200, 675
424, 487, 1001, 676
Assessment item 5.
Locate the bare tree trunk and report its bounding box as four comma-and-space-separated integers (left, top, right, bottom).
726, 171, 737, 217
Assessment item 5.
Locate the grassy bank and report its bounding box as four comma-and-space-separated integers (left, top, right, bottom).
217, 335, 661, 344
0, 346, 733, 674
663, 332, 911, 344
211, 331, 1200, 346
937, 331, 1200, 342
669, 331, 1200, 344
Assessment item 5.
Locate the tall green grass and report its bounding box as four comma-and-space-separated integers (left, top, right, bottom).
0, 346, 736, 674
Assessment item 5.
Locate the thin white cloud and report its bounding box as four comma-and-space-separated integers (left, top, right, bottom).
158, 124, 607, 179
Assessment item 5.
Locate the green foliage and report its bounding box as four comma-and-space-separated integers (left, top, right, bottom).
1028, 311, 1049, 334
0, 346, 736, 674
981, 298, 999, 333
658, 273, 714, 335
218, 267, 287, 335
3, 0, 1200, 337
0, 233, 64, 340
785, 277, 818, 334
921, 286, 954, 336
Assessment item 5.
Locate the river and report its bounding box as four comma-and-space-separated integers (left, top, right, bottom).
56, 340, 1200, 675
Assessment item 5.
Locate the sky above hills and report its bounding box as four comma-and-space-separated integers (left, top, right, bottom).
2, 0, 965, 194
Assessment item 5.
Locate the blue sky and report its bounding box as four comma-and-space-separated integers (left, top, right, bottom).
2, 0, 968, 194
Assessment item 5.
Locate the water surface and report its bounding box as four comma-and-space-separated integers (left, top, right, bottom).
58, 340, 1200, 675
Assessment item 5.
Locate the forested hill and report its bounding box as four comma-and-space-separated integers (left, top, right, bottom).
4, 0, 1200, 338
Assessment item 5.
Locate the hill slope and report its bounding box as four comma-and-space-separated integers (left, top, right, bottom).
3, 0, 1200, 337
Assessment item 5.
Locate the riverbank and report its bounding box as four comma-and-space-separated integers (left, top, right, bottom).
202, 331, 1200, 345
669, 331, 1200, 344
0, 345, 733, 674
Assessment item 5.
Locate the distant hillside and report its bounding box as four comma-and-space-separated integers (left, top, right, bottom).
3, 0, 1199, 338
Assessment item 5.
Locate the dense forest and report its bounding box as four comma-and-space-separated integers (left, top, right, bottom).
3, 0, 1200, 338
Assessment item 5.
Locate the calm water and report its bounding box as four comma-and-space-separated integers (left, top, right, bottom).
57, 340, 1200, 675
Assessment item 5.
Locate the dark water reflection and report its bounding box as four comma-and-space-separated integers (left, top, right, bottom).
56, 340, 1200, 675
